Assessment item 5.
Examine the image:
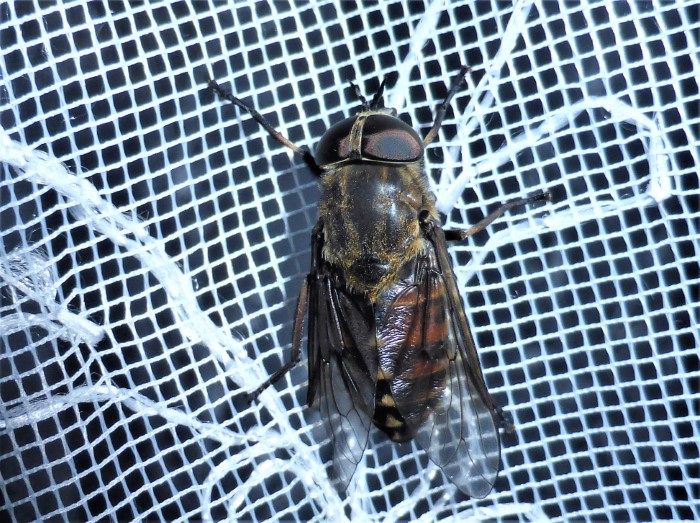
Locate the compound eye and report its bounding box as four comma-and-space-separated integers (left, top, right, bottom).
314, 116, 357, 166
361, 114, 423, 162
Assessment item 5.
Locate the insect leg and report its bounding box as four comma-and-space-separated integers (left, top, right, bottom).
423, 65, 471, 146
246, 279, 310, 403
493, 405, 516, 433
246, 221, 324, 403
208, 79, 322, 176
443, 191, 551, 241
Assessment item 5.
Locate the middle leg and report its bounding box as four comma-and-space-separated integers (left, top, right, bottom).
443, 192, 551, 241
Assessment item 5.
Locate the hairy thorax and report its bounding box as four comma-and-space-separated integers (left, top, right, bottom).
318, 161, 437, 298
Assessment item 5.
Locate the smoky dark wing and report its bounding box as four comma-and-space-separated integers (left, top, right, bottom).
307, 251, 377, 492
381, 236, 501, 498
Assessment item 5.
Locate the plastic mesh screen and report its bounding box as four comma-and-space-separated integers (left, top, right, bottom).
1, 1, 698, 521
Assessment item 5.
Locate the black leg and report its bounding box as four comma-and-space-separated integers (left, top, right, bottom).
246, 279, 309, 403
494, 405, 516, 434
247, 221, 324, 403
208, 78, 322, 176
443, 192, 551, 241
423, 64, 471, 146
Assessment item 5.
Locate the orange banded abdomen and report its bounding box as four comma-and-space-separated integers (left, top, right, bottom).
372, 254, 451, 442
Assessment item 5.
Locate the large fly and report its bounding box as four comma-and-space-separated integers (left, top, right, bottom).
209, 67, 549, 497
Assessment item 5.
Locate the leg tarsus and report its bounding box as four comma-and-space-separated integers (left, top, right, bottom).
494, 405, 516, 434
246, 353, 301, 404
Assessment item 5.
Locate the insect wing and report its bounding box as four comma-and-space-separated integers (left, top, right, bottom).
414, 299, 501, 498
425, 226, 502, 497
307, 252, 377, 491
379, 241, 501, 498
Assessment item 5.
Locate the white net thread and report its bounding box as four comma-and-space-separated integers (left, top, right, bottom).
1, 1, 698, 521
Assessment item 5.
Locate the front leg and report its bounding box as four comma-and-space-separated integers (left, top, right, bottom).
209, 78, 322, 176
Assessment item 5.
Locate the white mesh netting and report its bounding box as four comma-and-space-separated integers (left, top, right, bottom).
1, 1, 698, 521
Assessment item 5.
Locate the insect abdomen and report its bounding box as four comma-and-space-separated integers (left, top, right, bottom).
372, 372, 412, 442
372, 256, 452, 442
372, 355, 450, 442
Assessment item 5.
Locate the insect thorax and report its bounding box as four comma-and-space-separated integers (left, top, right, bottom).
318, 161, 437, 297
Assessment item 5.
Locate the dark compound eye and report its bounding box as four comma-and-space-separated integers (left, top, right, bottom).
314, 117, 356, 166
314, 113, 424, 166
361, 114, 423, 162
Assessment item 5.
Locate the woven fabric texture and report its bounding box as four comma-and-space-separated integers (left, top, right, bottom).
1, 1, 698, 521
